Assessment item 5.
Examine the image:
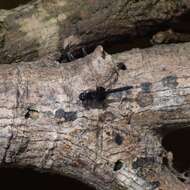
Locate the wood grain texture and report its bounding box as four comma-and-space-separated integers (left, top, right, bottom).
0, 43, 190, 189
0, 0, 190, 64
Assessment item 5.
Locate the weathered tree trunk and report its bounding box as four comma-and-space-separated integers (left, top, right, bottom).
1, 43, 190, 190
0, 0, 190, 64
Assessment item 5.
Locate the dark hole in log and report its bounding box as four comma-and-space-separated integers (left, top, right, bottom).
162, 127, 190, 174
0, 0, 31, 9
113, 160, 123, 171
114, 134, 124, 145
0, 167, 95, 190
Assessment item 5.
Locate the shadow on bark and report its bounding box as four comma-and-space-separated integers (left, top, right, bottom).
0, 0, 32, 9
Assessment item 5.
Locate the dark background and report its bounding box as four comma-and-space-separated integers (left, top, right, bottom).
0, 167, 95, 190
0, 0, 31, 9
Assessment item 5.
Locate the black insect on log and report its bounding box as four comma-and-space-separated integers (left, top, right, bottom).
79, 85, 133, 108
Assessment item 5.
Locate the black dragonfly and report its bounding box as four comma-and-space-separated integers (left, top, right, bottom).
79, 85, 133, 107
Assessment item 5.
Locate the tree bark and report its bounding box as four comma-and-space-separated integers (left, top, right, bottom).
0, 43, 190, 189
0, 0, 190, 64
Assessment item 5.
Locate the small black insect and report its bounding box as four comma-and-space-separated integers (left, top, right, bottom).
113, 160, 123, 171
117, 62, 127, 70
79, 85, 133, 103
25, 108, 39, 119
57, 46, 89, 63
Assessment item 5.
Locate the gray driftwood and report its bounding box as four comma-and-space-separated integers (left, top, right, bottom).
0, 0, 190, 64
0, 43, 190, 190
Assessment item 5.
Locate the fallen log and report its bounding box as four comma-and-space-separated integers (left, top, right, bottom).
0, 43, 190, 189
0, 0, 190, 64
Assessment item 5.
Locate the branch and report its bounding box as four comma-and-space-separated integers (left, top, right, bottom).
0, 43, 190, 189
0, 0, 190, 63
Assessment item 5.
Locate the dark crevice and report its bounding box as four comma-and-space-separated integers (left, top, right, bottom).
161, 126, 190, 183
57, 10, 190, 64
103, 35, 152, 54
0, 167, 95, 190
0, 0, 32, 9
57, 35, 152, 63
170, 10, 190, 33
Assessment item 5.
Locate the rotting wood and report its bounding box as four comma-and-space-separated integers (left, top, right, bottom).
0, 43, 190, 189
0, 0, 190, 64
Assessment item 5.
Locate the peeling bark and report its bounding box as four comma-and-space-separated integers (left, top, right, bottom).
0, 0, 190, 64
0, 43, 190, 189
